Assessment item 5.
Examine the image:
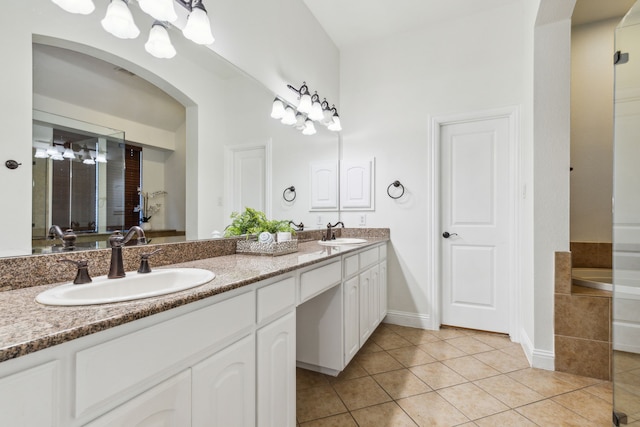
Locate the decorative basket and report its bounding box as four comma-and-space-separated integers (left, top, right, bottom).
236, 238, 298, 256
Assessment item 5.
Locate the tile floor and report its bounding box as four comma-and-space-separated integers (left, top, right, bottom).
614, 350, 640, 426
296, 323, 613, 426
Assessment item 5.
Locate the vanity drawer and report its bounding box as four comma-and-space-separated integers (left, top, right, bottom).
75, 291, 254, 417
343, 253, 359, 278
299, 260, 341, 303
359, 248, 379, 269
257, 276, 295, 324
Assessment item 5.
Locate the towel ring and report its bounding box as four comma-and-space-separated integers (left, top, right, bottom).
283, 186, 296, 202
387, 180, 405, 199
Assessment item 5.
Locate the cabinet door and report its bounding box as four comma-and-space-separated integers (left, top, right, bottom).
379, 261, 388, 321
257, 311, 296, 427
344, 276, 360, 365
359, 269, 372, 346
192, 334, 255, 427
85, 370, 191, 427
370, 264, 381, 329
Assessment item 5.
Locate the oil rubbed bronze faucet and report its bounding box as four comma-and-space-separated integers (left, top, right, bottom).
107, 226, 147, 279
48, 225, 77, 250
323, 221, 344, 241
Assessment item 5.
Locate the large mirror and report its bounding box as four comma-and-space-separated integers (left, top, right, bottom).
2, 2, 340, 257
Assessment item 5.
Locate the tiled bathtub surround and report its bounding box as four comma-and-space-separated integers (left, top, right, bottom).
570, 241, 612, 268
0, 228, 388, 291
554, 251, 612, 380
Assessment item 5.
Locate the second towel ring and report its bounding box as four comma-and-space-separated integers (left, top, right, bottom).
387, 180, 405, 199
283, 186, 296, 202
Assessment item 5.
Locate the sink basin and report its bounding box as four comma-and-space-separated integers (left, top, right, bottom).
318, 238, 367, 246
36, 268, 215, 306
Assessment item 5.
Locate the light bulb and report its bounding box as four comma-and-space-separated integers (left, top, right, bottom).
281, 106, 296, 125
270, 98, 285, 119
183, 2, 214, 45
145, 22, 177, 59
138, 0, 177, 22
302, 119, 316, 136
52, 0, 95, 15
101, 0, 140, 39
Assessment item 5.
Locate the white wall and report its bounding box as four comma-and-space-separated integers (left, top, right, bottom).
570, 19, 618, 243
0, 0, 338, 255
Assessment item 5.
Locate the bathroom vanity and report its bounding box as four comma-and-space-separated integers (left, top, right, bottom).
0, 237, 387, 426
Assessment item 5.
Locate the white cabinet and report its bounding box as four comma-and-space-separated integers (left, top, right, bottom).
0, 361, 58, 427
85, 370, 191, 427
257, 311, 296, 427
344, 275, 360, 365
192, 334, 255, 427
359, 268, 373, 345
379, 260, 388, 321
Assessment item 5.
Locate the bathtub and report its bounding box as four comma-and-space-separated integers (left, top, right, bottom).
572, 267, 640, 353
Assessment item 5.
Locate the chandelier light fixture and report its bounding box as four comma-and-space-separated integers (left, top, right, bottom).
51, 0, 215, 59
271, 82, 342, 135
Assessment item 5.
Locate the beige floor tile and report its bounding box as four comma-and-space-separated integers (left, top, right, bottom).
499, 344, 529, 359
351, 401, 419, 427
410, 362, 467, 390
516, 399, 599, 427
583, 381, 613, 404
419, 340, 467, 361
615, 386, 640, 420
327, 360, 369, 383
614, 351, 640, 373
371, 331, 414, 350
387, 346, 436, 367
472, 333, 514, 350
332, 376, 392, 410
297, 385, 348, 423
474, 349, 530, 373
359, 339, 385, 354
437, 383, 508, 420
397, 392, 470, 427
552, 389, 612, 426
355, 351, 404, 374
297, 367, 330, 390
443, 356, 501, 381
473, 410, 537, 427
393, 327, 441, 345
474, 374, 545, 408
446, 336, 494, 355
550, 369, 602, 389
508, 368, 584, 397
299, 413, 358, 427
372, 368, 432, 399
429, 327, 469, 340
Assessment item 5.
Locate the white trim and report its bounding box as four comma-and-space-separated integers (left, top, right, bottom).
382, 310, 433, 330
429, 106, 521, 339
520, 327, 554, 370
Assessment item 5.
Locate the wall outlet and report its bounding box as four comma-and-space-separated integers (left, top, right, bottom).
359, 214, 366, 226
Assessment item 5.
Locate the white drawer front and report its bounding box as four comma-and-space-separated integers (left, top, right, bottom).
299, 261, 341, 303
75, 291, 255, 417
379, 243, 387, 260
257, 277, 295, 324
343, 254, 359, 278
359, 248, 379, 269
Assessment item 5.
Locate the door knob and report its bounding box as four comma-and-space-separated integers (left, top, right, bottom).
442, 231, 458, 238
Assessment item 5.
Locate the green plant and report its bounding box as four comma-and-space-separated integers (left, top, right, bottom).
224, 207, 295, 237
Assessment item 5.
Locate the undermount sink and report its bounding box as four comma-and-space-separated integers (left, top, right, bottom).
317, 238, 368, 246
36, 268, 215, 306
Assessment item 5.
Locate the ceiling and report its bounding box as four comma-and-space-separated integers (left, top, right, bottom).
303, 0, 638, 49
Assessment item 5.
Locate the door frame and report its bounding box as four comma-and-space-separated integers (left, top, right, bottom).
224, 140, 273, 221
428, 106, 521, 340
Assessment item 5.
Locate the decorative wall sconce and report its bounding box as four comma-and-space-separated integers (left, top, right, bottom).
270, 82, 342, 135
51, 0, 214, 59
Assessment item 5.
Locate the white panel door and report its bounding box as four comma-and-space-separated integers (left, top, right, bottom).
310, 161, 338, 210
340, 159, 374, 210
233, 147, 266, 213
440, 117, 510, 333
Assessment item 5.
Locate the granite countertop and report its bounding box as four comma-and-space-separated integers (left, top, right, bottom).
0, 238, 388, 363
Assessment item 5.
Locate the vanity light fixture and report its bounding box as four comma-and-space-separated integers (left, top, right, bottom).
63, 147, 77, 159
182, 0, 215, 45
34, 148, 49, 159
272, 82, 343, 135
101, 0, 140, 40
281, 106, 297, 126
270, 98, 286, 119
302, 119, 316, 136
52, 0, 95, 14
327, 106, 342, 132
290, 82, 312, 114
82, 146, 95, 165
145, 21, 177, 59
138, 0, 177, 22
95, 152, 108, 163
308, 93, 324, 122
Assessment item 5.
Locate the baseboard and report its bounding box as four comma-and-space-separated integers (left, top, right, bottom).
520, 328, 554, 371
383, 310, 433, 330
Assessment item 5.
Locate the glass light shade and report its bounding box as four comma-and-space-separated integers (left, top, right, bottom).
302, 119, 316, 136
328, 114, 342, 132
270, 99, 285, 119
322, 107, 333, 125
34, 148, 49, 159
294, 113, 306, 130
63, 148, 76, 159
101, 0, 140, 39
46, 146, 60, 156
138, 0, 177, 22
183, 4, 214, 45
50, 152, 64, 161
52, 0, 95, 15
83, 157, 96, 165
281, 106, 297, 125
145, 23, 177, 59
95, 153, 108, 163
297, 93, 312, 114
309, 99, 324, 121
